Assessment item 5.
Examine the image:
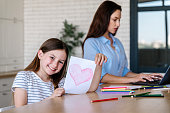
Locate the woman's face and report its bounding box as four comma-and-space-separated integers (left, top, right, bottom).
38, 49, 67, 77
107, 9, 121, 35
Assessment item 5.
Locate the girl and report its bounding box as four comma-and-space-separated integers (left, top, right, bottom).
12, 38, 106, 107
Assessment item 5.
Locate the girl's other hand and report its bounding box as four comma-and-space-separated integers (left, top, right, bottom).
95, 53, 107, 66
51, 88, 65, 98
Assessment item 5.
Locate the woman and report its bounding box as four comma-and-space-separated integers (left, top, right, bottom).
82, 0, 162, 84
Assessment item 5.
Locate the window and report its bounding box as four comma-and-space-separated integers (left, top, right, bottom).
138, 0, 162, 7
130, 0, 170, 73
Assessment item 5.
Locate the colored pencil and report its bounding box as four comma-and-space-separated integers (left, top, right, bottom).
132, 86, 164, 90
101, 89, 132, 91
102, 87, 128, 89
134, 92, 151, 97
122, 92, 151, 97
141, 86, 166, 87
91, 97, 118, 103
101, 92, 131, 94
136, 94, 164, 97
101, 90, 134, 92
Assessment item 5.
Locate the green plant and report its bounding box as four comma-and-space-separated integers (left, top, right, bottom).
60, 20, 85, 55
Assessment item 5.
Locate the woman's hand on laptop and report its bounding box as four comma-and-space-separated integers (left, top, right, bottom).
133, 73, 163, 82
136, 73, 154, 82
149, 73, 163, 80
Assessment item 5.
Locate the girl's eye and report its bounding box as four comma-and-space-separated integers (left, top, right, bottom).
50, 56, 55, 60
59, 61, 64, 64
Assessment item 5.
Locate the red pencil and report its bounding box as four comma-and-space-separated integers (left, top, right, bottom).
91, 97, 118, 103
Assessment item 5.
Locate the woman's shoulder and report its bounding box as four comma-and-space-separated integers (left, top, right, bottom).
86, 37, 97, 42
86, 36, 103, 41
84, 38, 96, 46
113, 36, 120, 42
85, 37, 104, 45
114, 37, 123, 45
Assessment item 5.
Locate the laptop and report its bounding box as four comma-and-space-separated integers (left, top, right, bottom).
131, 66, 170, 86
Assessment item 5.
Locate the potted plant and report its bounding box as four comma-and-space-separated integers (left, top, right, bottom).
60, 20, 85, 55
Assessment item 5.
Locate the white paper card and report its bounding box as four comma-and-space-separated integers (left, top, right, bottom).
64, 56, 96, 94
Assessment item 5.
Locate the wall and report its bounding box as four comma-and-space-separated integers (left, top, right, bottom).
0, 0, 24, 72
24, 0, 130, 67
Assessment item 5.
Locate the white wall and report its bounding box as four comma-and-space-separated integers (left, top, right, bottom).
0, 0, 24, 72
24, 0, 130, 67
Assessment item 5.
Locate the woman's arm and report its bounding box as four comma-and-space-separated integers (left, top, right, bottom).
101, 72, 163, 84
14, 88, 27, 107
101, 74, 135, 83
125, 72, 163, 82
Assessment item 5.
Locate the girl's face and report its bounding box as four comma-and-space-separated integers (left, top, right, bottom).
38, 49, 67, 77
107, 9, 121, 35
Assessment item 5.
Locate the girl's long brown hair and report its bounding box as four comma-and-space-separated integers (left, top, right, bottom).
82, 0, 122, 55
25, 38, 69, 88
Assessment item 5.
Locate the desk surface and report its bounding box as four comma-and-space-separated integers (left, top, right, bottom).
2, 84, 170, 113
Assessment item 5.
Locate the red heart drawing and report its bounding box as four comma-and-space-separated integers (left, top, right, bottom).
69, 64, 93, 86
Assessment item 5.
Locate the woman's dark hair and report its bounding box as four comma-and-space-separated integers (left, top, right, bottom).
25, 38, 69, 88
82, 0, 121, 54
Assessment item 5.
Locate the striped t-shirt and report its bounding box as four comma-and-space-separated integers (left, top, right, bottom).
12, 71, 54, 104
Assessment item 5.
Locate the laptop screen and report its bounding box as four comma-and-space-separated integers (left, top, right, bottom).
160, 66, 170, 85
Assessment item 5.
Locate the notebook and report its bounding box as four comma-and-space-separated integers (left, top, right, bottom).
131, 66, 170, 86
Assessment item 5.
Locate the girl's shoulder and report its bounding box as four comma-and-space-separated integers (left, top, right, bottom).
16, 71, 36, 80
17, 71, 34, 75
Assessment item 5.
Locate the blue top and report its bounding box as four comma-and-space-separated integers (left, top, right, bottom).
83, 34, 130, 79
